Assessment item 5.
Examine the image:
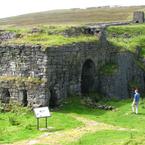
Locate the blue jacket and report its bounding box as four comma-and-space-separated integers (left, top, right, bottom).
134, 93, 140, 102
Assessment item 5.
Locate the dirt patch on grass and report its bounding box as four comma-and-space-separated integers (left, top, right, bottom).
3, 114, 133, 145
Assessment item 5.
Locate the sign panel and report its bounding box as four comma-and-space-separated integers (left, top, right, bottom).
34, 107, 51, 118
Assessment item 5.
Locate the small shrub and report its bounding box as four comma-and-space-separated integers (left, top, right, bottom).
135, 60, 145, 71
8, 115, 21, 126
8, 101, 31, 115
25, 124, 34, 130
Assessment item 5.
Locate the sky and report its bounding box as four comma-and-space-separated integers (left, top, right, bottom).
0, 0, 145, 18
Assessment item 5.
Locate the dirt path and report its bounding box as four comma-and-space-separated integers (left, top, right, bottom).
4, 114, 133, 145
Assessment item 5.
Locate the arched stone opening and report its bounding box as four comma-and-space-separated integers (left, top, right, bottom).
136, 21, 139, 23
49, 88, 58, 108
1, 88, 11, 103
21, 90, 28, 107
81, 59, 96, 95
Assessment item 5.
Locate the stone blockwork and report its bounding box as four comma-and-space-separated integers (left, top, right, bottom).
46, 42, 110, 106
0, 29, 145, 107
0, 45, 49, 107
133, 11, 144, 23
100, 52, 145, 99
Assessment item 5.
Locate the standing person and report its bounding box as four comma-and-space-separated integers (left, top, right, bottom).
132, 89, 140, 114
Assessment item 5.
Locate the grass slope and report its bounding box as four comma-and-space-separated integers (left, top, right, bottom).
0, 6, 145, 26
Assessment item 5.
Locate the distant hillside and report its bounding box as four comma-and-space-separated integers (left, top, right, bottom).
0, 6, 145, 26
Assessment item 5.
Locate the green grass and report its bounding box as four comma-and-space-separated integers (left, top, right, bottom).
107, 24, 145, 36
61, 97, 145, 145
5, 34, 97, 47
0, 25, 98, 47
66, 130, 145, 145
107, 24, 145, 57
60, 97, 142, 129
0, 104, 83, 144
1, 96, 145, 144
66, 130, 133, 145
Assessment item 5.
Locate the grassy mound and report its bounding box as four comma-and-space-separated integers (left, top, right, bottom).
107, 24, 145, 57
0, 25, 98, 47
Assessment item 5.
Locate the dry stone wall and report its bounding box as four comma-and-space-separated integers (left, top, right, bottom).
0, 45, 49, 107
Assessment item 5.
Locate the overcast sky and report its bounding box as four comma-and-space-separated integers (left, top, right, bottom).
0, 0, 145, 18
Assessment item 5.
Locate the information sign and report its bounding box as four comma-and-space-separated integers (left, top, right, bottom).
34, 107, 51, 118
33, 107, 51, 130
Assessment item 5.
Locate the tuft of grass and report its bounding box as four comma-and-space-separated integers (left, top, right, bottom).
8, 115, 21, 126
135, 60, 145, 71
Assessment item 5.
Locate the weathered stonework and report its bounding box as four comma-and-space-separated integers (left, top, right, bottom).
46, 41, 110, 106
133, 11, 144, 23
0, 26, 145, 107
0, 45, 49, 107
100, 52, 145, 99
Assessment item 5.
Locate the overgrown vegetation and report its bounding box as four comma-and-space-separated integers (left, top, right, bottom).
107, 24, 145, 58
6, 34, 97, 47
135, 59, 145, 71
99, 63, 118, 75
0, 25, 98, 47
0, 76, 45, 85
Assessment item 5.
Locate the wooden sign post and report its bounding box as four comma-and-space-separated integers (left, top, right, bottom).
34, 107, 51, 130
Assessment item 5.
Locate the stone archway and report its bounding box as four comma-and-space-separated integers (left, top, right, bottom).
22, 90, 28, 107
1, 88, 11, 103
81, 59, 96, 95
49, 88, 58, 108
19, 89, 28, 106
